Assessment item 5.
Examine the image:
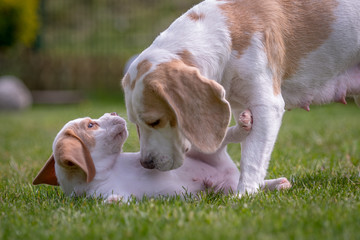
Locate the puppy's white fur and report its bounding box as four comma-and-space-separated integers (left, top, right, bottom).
33, 112, 291, 202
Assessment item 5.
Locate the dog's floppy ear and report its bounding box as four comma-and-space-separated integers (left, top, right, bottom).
146, 61, 231, 153
54, 129, 96, 183
32, 154, 59, 186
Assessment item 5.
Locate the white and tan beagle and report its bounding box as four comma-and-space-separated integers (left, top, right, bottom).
122, 0, 360, 195
32, 112, 290, 201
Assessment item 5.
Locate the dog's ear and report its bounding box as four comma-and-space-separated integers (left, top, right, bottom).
33, 154, 59, 186
54, 129, 96, 183
146, 61, 231, 153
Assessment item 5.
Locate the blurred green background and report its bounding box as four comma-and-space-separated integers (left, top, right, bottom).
0, 0, 199, 93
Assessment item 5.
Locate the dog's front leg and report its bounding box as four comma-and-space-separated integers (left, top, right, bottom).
237, 98, 285, 195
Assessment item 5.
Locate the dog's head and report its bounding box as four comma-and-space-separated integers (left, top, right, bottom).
122, 55, 230, 171
33, 113, 128, 194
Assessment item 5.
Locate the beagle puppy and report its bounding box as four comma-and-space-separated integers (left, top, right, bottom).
122, 0, 360, 195
33, 112, 291, 202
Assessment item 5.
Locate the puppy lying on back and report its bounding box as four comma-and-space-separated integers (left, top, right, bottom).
33, 112, 290, 202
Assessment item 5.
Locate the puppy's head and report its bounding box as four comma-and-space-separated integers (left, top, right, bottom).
33, 113, 128, 194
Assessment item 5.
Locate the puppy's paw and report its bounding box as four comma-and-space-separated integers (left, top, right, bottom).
275, 177, 292, 190
262, 177, 292, 191
238, 109, 253, 131
105, 194, 125, 204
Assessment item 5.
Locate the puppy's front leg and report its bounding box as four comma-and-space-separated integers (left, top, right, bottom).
221, 109, 253, 147
237, 98, 285, 195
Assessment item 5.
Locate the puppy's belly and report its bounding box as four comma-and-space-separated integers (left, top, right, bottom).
282, 64, 360, 110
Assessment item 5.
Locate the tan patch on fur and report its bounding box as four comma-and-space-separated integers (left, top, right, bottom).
188, 11, 205, 21
218, 0, 337, 95
141, 69, 178, 128
131, 60, 152, 90
121, 73, 131, 89
54, 121, 96, 183
280, 0, 337, 80
69, 119, 97, 149
141, 59, 230, 153
177, 50, 197, 67
32, 118, 97, 186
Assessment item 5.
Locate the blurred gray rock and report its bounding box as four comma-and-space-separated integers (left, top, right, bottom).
0, 76, 32, 110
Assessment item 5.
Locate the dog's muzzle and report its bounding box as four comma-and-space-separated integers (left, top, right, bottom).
140, 157, 156, 169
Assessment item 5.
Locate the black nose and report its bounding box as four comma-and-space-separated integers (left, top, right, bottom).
111, 112, 118, 116
140, 158, 155, 169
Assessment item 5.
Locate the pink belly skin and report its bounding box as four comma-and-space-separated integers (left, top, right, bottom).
285, 64, 360, 111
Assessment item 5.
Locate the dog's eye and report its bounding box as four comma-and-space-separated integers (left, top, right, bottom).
149, 119, 161, 128
88, 122, 94, 128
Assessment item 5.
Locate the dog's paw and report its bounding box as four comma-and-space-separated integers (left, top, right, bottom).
237, 182, 260, 197
238, 109, 253, 131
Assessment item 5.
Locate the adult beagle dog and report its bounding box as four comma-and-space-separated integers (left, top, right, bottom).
33, 112, 291, 202
122, 0, 360, 195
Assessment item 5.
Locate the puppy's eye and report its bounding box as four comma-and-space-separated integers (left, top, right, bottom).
149, 119, 161, 127
88, 122, 94, 128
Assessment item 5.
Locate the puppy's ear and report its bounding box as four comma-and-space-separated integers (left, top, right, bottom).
54, 129, 96, 183
145, 61, 231, 153
33, 154, 59, 186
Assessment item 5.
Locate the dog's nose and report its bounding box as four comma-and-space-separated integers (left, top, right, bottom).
111, 112, 118, 116
140, 158, 155, 169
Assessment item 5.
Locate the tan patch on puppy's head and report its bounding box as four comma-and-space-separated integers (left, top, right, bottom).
32, 118, 97, 186
54, 121, 96, 183
141, 59, 230, 153
218, 0, 337, 95
67, 118, 97, 149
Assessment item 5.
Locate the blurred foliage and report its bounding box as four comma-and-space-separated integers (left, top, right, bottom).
43, 0, 199, 57
0, 0, 200, 91
0, 0, 39, 49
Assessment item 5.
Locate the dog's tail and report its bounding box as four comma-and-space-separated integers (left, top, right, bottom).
355, 96, 360, 107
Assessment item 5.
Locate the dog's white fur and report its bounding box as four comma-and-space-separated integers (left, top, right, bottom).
122, 0, 360, 195
33, 112, 291, 202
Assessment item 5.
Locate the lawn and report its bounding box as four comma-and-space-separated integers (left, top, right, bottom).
0, 96, 359, 240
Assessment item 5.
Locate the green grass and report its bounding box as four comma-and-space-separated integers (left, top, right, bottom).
1, 99, 359, 240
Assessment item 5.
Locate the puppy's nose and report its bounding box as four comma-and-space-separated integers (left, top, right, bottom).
111, 112, 118, 116
140, 158, 155, 169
